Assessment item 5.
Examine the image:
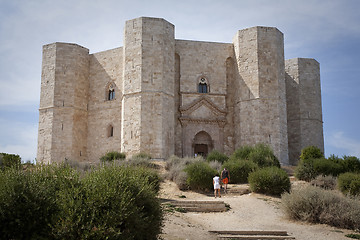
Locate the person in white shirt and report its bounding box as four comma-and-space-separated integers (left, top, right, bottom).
213, 174, 221, 198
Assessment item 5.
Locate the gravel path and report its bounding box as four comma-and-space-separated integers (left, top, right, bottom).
159, 180, 355, 240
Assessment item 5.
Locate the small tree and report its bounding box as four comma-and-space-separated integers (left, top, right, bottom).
300, 146, 324, 160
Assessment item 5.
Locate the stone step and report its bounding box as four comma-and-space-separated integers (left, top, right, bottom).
163, 200, 227, 212
217, 235, 295, 240
210, 231, 289, 236
210, 230, 295, 240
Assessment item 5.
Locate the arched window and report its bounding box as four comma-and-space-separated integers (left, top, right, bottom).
108, 89, 115, 100
107, 83, 116, 101
198, 83, 207, 93
198, 77, 208, 93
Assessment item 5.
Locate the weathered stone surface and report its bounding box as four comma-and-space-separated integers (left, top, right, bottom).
37, 17, 324, 165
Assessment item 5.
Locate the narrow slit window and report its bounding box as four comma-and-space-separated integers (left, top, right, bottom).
108, 125, 114, 138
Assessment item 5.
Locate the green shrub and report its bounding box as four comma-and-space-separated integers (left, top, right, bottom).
230, 144, 280, 168
0, 164, 163, 240
165, 156, 203, 190
313, 158, 344, 177
222, 160, 258, 183
248, 167, 290, 196
54, 165, 162, 240
0, 164, 80, 240
206, 150, 228, 164
230, 145, 253, 160
184, 161, 217, 191
133, 152, 152, 160
349, 179, 360, 196
0, 152, 21, 170
300, 146, 324, 160
100, 151, 126, 162
342, 156, 360, 173
282, 185, 360, 230
294, 158, 318, 181
248, 144, 280, 168
338, 172, 360, 196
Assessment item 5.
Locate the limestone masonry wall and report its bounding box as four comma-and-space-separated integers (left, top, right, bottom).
37, 17, 324, 165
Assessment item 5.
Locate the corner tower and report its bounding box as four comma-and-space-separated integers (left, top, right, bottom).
285, 58, 324, 164
233, 27, 289, 164
37, 43, 89, 163
121, 17, 175, 158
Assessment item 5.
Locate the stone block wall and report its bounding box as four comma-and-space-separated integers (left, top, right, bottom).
87, 48, 123, 162
38, 43, 89, 163
233, 27, 289, 164
286, 58, 324, 164
37, 17, 323, 165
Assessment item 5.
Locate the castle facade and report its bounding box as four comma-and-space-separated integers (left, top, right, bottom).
37, 17, 324, 165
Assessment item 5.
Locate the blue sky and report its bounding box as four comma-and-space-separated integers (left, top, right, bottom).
0, 0, 359, 162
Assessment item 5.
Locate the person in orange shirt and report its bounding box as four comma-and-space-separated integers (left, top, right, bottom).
221, 168, 230, 193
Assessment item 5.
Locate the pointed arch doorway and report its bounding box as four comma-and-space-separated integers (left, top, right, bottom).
193, 131, 213, 157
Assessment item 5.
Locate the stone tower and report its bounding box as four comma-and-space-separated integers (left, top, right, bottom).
121, 17, 175, 158
285, 58, 324, 164
37, 43, 89, 163
233, 27, 289, 164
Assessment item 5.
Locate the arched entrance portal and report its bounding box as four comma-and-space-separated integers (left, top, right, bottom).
193, 131, 213, 157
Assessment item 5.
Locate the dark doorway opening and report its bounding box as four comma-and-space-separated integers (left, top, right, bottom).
194, 144, 208, 157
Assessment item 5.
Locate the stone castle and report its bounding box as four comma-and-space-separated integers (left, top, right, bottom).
37, 17, 324, 165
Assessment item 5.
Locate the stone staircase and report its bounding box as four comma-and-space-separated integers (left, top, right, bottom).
163, 200, 227, 212
209, 230, 295, 240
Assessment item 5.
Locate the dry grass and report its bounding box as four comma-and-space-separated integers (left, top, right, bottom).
282, 185, 360, 230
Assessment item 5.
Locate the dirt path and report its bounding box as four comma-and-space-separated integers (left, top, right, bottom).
159, 180, 355, 240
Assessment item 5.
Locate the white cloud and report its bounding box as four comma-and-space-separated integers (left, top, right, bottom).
327, 131, 360, 158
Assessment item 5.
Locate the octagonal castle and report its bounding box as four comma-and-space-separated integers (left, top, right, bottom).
37, 17, 324, 165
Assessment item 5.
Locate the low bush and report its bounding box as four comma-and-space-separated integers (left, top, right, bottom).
133, 152, 152, 160
165, 155, 203, 190
0, 152, 21, 170
231, 145, 253, 160
248, 167, 290, 196
338, 172, 360, 196
300, 146, 324, 160
209, 160, 222, 172
342, 156, 360, 173
0, 164, 80, 240
230, 144, 280, 168
0, 164, 163, 240
206, 150, 228, 164
248, 144, 280, 168
282, 185, 360, 230
57, 165, 162, 240
313, 158, 344, 177
184, 161, 217, 191
222, 160, 258, 183
294, 158, 318, 181
310, 175, 337, 190
100, 151, 126, 162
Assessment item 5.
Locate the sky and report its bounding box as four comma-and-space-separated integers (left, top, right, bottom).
0, 0, 359, 162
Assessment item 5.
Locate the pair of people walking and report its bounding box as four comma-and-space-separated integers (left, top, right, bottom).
213, 168, 230, 198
